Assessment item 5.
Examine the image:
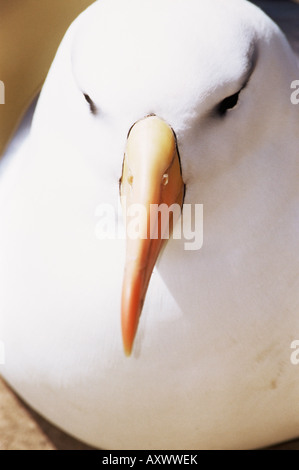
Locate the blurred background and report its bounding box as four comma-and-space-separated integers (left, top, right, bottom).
0, 0, 298, 450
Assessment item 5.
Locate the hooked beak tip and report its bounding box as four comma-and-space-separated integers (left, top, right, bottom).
124, 344, 133, 357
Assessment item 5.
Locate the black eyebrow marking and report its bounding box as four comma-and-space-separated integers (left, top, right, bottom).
215, 44, 258, 118
83, 93, 98, 115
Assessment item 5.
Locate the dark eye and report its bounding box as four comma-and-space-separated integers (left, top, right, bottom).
83, 93, 97, 115
218, 91, 241, 116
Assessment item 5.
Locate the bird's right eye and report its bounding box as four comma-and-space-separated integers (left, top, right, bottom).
83, 93, 97, 115
217, 90, 241, 117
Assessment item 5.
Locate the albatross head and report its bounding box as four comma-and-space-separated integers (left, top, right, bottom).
66, 0, 298, 355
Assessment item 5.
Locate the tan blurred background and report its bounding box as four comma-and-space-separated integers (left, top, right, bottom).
0, 0, 96, 157
0, 0, 299, 450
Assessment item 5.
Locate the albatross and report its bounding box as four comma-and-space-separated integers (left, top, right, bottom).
0, 0, 299, 450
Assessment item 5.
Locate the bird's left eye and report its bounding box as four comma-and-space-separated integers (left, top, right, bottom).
218, 90, 241, 116
83, 93, 97, 115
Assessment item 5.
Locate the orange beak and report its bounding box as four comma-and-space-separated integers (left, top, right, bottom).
120, 116, 185, 356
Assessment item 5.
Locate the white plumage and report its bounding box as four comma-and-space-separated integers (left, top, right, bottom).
0, 0, 299, 449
